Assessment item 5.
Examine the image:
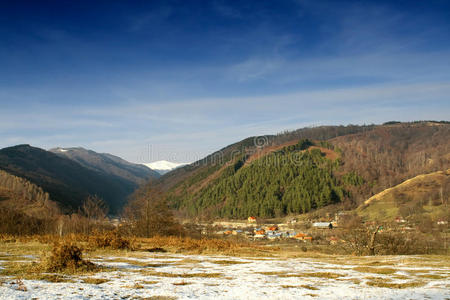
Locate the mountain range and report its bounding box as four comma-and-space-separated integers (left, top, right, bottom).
0, 121, 448, 220
0, 145, 159, 214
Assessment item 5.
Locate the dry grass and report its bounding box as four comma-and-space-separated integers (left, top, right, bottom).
136, 235, 267, 255
0, 241, 105, 281
102, 257, 158, 267
88, 230, 133, 250
172, 281, 192, 286
43, 242, 97, 273
137, 270, 223, 278
82, 277, 109, 284
144, 297, 177, 300
257, 271, 341, 279
279, 272, 341, 279
257, 271, 289, 276
416, 274, 447, 280
353, 267, 397, 275
366, 279, 426, 289
211, 260, 249, 265
282, 284, 320, 290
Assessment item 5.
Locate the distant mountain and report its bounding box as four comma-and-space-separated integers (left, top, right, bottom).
143, 160, 189, 175
0, 145, 153, 214
50, 147, 160, 183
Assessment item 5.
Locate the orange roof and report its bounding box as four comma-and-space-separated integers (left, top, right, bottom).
295, 233, 307, 238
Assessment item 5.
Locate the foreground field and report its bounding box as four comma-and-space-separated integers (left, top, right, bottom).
0, 245, 449, 299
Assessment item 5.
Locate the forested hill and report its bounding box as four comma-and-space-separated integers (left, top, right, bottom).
160, 121, 450, 219
0, 169, 60, 218
0, 145, 145, 214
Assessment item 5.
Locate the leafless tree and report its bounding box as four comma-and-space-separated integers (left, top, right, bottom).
123, 183, 182, 237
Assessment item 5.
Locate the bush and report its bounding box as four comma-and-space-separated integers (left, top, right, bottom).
88, 230, 132, 250
43, 242, 96, 273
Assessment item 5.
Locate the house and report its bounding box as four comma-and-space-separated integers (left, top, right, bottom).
255, 229, 266, 235
395, 216, 406, 223
313, 222, 333, 229
294, 233, 312, 241
267, 232, 282, 240
248, 216, 257, 223
294, 233, 307, 240
329, 236, 339, 245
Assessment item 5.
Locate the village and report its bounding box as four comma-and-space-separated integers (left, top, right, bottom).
198, 216, 337, 243
191, 212, 449, 247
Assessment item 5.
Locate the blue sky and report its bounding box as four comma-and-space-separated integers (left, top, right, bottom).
1, 0, 449, 163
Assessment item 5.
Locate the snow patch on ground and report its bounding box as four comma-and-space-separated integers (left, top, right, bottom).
0, 254, 449, 299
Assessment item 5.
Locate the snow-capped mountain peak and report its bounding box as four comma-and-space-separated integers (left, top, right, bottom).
143, 160, 189, 175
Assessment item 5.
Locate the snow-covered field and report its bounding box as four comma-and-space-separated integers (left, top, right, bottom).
0, 252, 449, 299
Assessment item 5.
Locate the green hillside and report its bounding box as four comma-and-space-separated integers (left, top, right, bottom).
161, 122, 450, 219
170, 142, 347, 218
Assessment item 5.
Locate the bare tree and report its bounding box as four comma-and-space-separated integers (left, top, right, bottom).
123, 183, 182, 238
79, 195, 108, 233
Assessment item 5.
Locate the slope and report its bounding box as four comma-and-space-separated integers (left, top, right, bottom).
50, 147, 160, 183
357, 169, 450, 222
0, 145, 139, 213
160, 121, 450, 219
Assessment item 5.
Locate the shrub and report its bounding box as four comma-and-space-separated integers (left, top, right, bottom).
43, 242, 96, 273
88, 230, 132, 250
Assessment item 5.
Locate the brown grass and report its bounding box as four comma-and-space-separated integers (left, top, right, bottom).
257, 271, 341, 279
137, 270, 223, 278
211, 260, 249, 265
173, 281, 192, 286
279, 272, 341, 279
353, 267, 397, 275
82, 277, 109, 284
416, 274, 447, 280
88, 230, 133, 250
43, 242, 97, 273
366, 279, 426, 289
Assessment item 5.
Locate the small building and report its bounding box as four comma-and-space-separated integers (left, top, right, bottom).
255, 229, 266, 235
294, 232, 312, 241
395, 216, 406, 223
248, 216, 257, 223
313, 222, 333, 229
294, 233, 307, 240
329, 236, 339, 245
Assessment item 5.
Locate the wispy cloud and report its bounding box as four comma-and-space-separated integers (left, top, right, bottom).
1, 81, 448, 162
